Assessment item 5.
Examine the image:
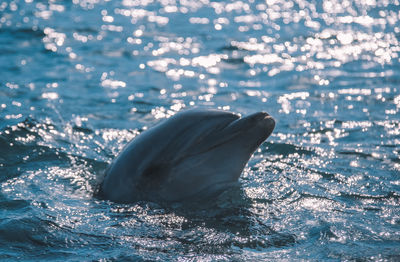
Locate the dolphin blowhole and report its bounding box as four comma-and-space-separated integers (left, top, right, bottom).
97, 108, 275, 203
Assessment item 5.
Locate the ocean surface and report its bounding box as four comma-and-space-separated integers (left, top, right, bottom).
1, 0, 400, 260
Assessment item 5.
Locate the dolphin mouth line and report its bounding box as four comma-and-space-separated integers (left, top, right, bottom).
180, 131, 242, 161
184, 112, 273, 159
263, 115, 274, 120
223, 111, 274, 132
171, 117, 243, 163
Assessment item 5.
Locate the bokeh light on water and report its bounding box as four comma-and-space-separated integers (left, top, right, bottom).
0, 0, 399, 260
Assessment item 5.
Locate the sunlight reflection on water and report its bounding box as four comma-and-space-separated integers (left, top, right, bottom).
0, 0, 399, 260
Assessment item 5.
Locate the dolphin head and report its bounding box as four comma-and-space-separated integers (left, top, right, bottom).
98, 109, 275, 203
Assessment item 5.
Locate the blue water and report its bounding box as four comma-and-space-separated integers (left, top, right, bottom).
1, 0, 400, 260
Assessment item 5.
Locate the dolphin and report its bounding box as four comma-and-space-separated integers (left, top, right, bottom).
97, 108, 275, 203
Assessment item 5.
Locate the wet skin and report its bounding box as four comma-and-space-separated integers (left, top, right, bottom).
98, 108, 275, 203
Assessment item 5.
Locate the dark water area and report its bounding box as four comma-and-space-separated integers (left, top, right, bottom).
1, 0, 400, 260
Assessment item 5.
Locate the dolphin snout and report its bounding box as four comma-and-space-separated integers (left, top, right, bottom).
249, 112, 275, 140
261, 112, 275, 126
247, 112, 275, 127
253, 111, 272, 120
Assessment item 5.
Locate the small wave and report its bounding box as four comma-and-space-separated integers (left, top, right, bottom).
0, 27, 45, 39
0, 216, 48, 247
0, 118, 66, 181
74, 27, 99, 34
222, 56, 246, 65
338, 150, 400, 165
263, 142, 314, 156
0, 118, 108, 186
0, 197, 30, 211
339, 191, 400, 201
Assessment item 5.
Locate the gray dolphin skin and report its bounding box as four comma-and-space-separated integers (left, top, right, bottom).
98, 108, 275, 203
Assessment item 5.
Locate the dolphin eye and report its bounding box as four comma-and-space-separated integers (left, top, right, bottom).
143, 165, 164, 179
139, 164, 169, 190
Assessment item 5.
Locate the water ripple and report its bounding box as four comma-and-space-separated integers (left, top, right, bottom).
1, 0, 399, 260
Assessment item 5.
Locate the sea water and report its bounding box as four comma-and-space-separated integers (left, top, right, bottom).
1, 0, 399, 260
